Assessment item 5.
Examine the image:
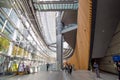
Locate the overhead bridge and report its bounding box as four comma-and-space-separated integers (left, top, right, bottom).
33, 0, 78, 11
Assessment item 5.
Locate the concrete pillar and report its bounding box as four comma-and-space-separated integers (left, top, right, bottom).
56, 12, 63, 70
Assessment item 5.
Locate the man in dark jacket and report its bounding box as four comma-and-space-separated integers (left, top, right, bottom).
93, 61, 100, 78
68, 63, 72, 75
46, 63, 49, 71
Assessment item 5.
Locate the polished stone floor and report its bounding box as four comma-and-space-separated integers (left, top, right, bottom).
0, 70, 118, 80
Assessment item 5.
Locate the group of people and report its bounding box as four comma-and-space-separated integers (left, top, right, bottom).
18, 62, 30, 74
64, 63, 73, 75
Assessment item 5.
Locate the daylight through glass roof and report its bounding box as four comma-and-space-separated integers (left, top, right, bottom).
34, 0, 76, 57
0, 0, 77, 71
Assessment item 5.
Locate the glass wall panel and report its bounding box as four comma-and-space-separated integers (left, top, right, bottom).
16, 47, 23, 57
24, 50, 28, 57
0, 37, 10, 54
0, 13, 6, 30
12, 45, 18, 56
34, 4, 38, 9
0, 55, 6, 65
0, 13, 6, 23
0, 20, 3, 30
70, 4, 73, 9
43, 4, 48, 10
38, 4, 41, 10
2, 8, 11, 15
9, 10, 19, 26
16, 32, 21, 42
3, 22, 14, 39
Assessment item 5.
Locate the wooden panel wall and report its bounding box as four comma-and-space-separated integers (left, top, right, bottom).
67, 0, 92, 70
67, 43, 80, 70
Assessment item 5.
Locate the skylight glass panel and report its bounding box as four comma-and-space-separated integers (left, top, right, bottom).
39, 4, 42, 10
74, 3, 78, 9
2, 8, 11, 15
58, 4, 61, 9
66, 4, 69, 9
0, 13, 6, 24
51, 4, 54, 9
1, 21, 14, 39
63, 4, 66, 9
75, 3, 78, 9
55, 4, 58, 9
68, 4, 72, 9
0, 21, 3, 30
34, 4, 37, 9
38, 4, 41, 10
6, 21, 14, 33
71, 4, 73, 9
66, 4, 68, 9
61, 4, 63, 9
39, 12, 56, 44
9, 10, 19, 26
47, 4, 49, 9
53, 4, 55, 9
43, 4, 48, 10
48, 4, 51, 9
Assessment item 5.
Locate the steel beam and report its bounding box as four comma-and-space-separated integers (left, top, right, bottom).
56, 12, 63, 70
62, 24, 77, 34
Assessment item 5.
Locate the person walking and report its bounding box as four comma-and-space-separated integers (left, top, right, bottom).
63, 63, 68, 73
93, 61, 100, 78
68, 63, 72, 75
46, 63, 49, 71
117, 61, 120, 80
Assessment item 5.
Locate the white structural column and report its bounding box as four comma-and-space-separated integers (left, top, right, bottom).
56, 12, 63, 70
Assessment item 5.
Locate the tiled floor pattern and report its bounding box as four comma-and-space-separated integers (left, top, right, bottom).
0, 70, 118, 80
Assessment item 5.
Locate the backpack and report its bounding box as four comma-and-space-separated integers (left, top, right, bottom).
112, 55, 120, 62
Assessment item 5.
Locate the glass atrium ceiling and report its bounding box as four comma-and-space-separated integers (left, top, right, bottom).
33, 0, 76, 57
37, 12, 56, 44
0, 0, 76, 60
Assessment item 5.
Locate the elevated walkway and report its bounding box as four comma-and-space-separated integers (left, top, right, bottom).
0, 70, 118, 80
